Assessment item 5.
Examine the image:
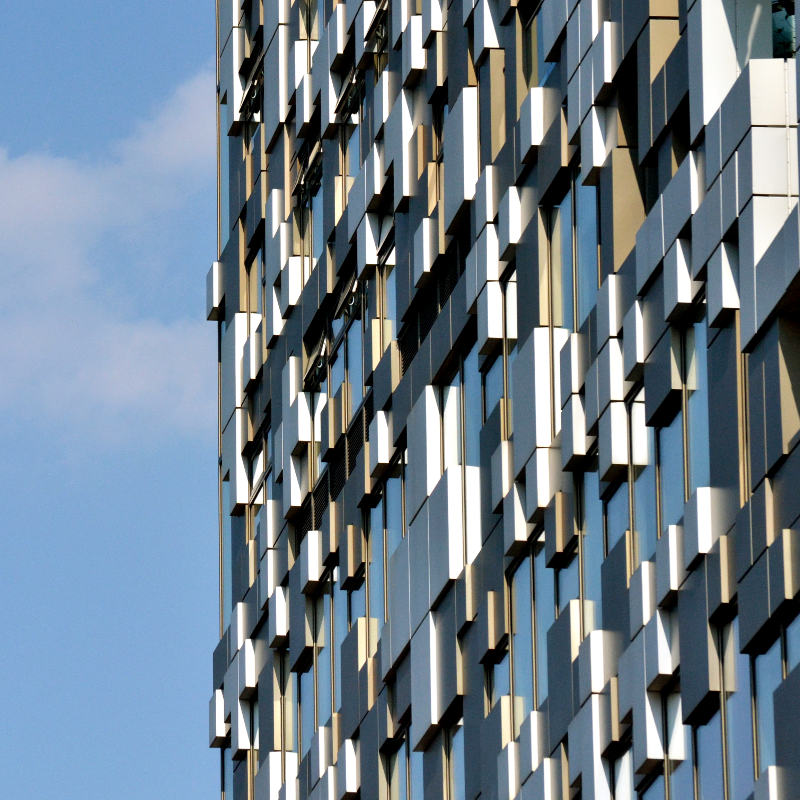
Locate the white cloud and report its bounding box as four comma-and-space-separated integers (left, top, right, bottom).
0, 68, 217, 447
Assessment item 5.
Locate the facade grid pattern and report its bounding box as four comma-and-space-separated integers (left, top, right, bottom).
208, 1, 800, 799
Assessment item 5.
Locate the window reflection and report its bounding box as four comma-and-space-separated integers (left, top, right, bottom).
687, 319, 710, 493
695, 710, 724, 800
754, 636, 782, 773
533, 535, 554, 705
658, 410, 685, 532
604, 481, 628, 555
510, 559, 534, 735
581, 471, 604, 627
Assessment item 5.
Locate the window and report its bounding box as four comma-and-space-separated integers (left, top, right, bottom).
377, 247, 397, 354
753, 615, 800, 775
247, 695, 260, 799
609, 747, 633, 800
329, 281, 366, 420
370, 456, 407, 628
295, 156, 324, 283
579, 470, 604, 628
544, 171, 600, 332
503, 531, 553, 718
297, 573, 337, 758
437, 345, 481, 564
773, 1, 796, 57
444, 719, 465, 800
276, 651, 297, 777
367, 502, 386, 626
385, 729, 411, 800
221, 474, 232, 630
481, 269, 517, 438
509, 557, 534, 735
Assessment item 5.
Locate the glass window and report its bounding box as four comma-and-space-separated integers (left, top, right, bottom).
387, 739, 409, 800
315, 588, 333, 727
550, 187, 574, 331
687, 319, 710, 493
575, 183, 599, 327
410, 744, 423, 800
382, 262, 397, 345
639, 773, 664, 800
493, 650, 511, 705
311, 184, 324, 269
463, 345, 482, 466
348, 581, 366, 628
773, 2, 796, 57
556, 553, 579, 615
786, 613, 800, 673
605, 481, 629, 555
658, 410, 685, 532
223, 747, 234, 800
446, 720, 465, 800
299, 665, 314, 756
330, 350, 345, 399
725, 618, 755, 800
668, 716, 693, 800
222, 476, 232, 629
695, 710, 724, 800
634, 425, 658, 562
754, 636, 782, 773
368, 506, 386, 625
582, 471, 604, 627
510, 560, 534, 734
347, 317, 363, 414
442, 374, 463, 471
385, 469, 404, 559
533, 536, 554, 706
334, 570, 348, 712
611, 748, 633, 800
483, 355, 504, 420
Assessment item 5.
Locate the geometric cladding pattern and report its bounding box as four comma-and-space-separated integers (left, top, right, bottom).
209, 1, 800, 798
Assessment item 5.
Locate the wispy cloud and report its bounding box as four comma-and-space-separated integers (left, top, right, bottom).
0, 68, 217, 447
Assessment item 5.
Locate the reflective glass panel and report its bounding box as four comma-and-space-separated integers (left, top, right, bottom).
687, 320, 710, 493
347, 320, 363, 413
726, 618, 755, 800
385, 473, 403, 559
754, 637, 782, 772
551, 191, 574, 330
449, 721, 465, 800
483, 356, 503, 420
442, 376, 462, 470
659, 410, 685, 532
511, 560, 534, 733
312, 186, 324, 268
612, 748, 633, 800
557, 554, 579, 614
696, 710, 724, 800
300, 666, 314, 756
316, 592, 333, 726
575, 182, 599, 327
639, 773, 664, 800
605, 481, 629, 555
463, 346, 482, 466
368, 509, 385, 624
582, 471, 604, 627
786, 613, 800, 673
534, 539, 554, 705
634, 424, 658, 563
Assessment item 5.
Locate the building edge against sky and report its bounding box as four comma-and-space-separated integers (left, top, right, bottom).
208, 2, 800, 799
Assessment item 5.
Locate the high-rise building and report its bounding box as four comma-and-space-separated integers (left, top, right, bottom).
208, 1, 800, 798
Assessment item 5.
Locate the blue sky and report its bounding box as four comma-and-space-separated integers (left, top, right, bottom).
0, 3, 219, 797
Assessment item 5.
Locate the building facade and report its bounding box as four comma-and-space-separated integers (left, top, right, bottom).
208, 1, 800, 798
